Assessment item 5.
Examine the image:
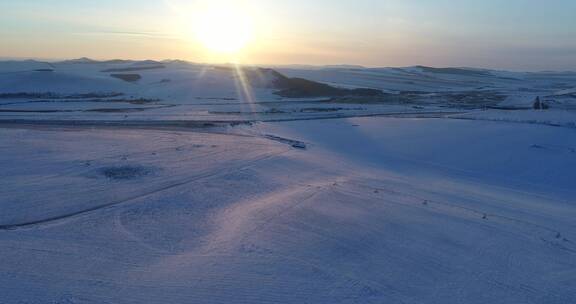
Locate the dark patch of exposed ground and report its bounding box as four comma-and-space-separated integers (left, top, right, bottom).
99, 165, 156, 180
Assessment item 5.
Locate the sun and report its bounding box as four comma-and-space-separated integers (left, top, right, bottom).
193, 4, 254, 55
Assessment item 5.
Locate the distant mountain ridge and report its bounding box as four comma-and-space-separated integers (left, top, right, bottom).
1, 58, 575, 104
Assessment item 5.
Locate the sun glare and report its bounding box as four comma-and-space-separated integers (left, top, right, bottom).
193, 4, 254, 55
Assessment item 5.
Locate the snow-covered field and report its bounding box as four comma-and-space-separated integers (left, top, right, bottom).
1, 60, 575, 303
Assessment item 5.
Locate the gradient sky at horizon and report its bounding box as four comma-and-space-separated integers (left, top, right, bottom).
1, 0, 575, 71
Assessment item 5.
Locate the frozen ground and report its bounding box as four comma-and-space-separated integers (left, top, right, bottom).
1, 60, 576, 303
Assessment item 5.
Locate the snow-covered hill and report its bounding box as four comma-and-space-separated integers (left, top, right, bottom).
1, 59, 576, 303
0, 59, 574, 124
1, 116, 575, 303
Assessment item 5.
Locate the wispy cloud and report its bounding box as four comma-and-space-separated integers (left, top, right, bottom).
73, 30, 178, 40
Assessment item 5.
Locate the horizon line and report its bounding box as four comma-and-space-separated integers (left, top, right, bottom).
1, 56, 575, 73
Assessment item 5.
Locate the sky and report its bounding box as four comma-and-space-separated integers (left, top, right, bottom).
1, 0, 575, 71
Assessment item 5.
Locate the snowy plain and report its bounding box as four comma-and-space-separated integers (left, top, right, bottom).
0, 59, 575, 303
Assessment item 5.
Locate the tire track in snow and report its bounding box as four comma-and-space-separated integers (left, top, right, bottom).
163, 181, 411, 303
341, 181, 576, 254
331, 182, 575, 302
0, 149, 290, 232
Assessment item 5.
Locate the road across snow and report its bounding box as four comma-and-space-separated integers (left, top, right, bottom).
1, 116, 575, 303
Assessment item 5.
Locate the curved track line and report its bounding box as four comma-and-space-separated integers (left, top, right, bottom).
0, 150, 288, 232
341, 182, 576, 254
